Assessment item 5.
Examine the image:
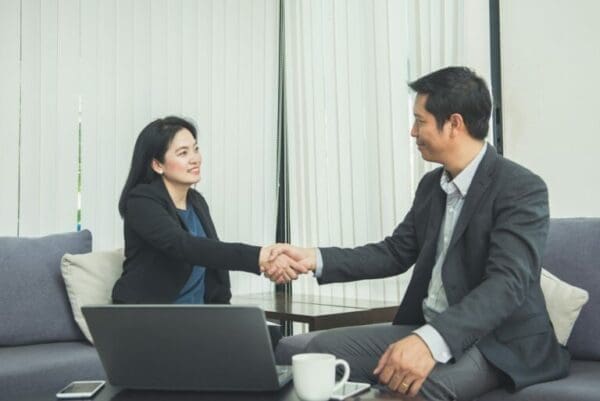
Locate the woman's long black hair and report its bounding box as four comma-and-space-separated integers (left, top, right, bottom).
118, 116, 198, 218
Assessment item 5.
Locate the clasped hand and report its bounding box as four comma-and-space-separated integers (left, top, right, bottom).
258, 244, 316, 284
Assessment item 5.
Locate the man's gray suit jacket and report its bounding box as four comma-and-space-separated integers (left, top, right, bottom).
319, 145, 570, 391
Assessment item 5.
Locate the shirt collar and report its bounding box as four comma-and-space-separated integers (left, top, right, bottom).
440, 143, 488, 197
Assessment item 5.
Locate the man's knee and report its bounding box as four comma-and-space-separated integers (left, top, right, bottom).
305, 329, 341, 354
305, 329, 380, 384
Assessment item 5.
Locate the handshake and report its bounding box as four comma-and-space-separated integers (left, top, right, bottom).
258, 245, 317, 284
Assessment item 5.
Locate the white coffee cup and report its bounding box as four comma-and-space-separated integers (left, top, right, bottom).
292, 353, 350, 401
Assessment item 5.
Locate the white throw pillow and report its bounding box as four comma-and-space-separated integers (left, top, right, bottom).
61, 249, 124, 343
540, 268, 589, 346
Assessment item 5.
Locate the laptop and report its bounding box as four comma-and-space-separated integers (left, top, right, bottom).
82, 304, 292, 391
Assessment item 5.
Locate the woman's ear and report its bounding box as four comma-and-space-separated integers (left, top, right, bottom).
151, 159, 164, 175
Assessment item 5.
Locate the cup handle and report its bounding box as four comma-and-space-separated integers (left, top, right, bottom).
332, 359, 351, 394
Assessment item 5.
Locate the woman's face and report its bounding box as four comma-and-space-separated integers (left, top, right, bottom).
153, 128, 202, 187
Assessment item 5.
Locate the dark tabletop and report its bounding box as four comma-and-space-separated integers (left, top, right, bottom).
30, 382, 422, 401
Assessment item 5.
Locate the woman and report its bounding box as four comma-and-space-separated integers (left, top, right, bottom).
112, 116, 299, 305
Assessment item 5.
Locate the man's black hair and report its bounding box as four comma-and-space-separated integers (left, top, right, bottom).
409, 66, 492, 139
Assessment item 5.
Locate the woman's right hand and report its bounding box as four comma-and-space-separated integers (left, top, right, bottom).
259, 245, 311, 284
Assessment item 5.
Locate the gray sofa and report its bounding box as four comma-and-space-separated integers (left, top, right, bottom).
0, 230, 105, 401
1, 220, 597, 400
275, 218, 600, 400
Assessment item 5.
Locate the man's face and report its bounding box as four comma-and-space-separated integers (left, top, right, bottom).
410, 94, 451, 163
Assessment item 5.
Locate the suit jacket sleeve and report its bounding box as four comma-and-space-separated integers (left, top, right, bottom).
430, 171, 549, 359
125, 187, 261, 274
318, 186, 422, 283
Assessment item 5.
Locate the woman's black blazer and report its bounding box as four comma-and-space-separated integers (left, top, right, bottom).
112, 178, 261, 304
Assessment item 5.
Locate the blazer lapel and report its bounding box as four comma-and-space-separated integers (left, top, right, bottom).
152, 178, 180, 220
190, 195, 218, 239
151, 179, 218, 239
448, 145, 498, 250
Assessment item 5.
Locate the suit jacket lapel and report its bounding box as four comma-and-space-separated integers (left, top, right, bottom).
448, 145, 498, 250
427, 182, 446, 242
422, 174, 446, 267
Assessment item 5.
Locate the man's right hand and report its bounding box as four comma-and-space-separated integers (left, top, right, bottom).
262, 244, 316, 282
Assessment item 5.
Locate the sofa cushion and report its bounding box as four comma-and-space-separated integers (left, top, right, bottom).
0, 230, 92, 346
479, 360, 600, 401
540, 268, 589, 345
543, 218, 600, 360
0, 342, 105, 399
61, 249, 124, 343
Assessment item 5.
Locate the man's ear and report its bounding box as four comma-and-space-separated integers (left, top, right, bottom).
448, 113, 467, 137
151, 159, 164, 175
449, 113, 464, 130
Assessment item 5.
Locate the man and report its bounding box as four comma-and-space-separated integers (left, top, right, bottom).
267, 67, 570, 401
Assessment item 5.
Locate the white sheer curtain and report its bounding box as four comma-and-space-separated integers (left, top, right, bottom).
1, 0, 280, 295
1, 0, 490, 299
16, 0, 81, 237
285, 0, 466, 303
0, 0, 21, 236
79, 0, 280, 294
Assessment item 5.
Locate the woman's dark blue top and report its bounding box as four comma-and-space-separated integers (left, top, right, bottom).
174, 203, 207, 304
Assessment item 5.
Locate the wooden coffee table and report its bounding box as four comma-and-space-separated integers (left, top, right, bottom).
232, 292, 398, 332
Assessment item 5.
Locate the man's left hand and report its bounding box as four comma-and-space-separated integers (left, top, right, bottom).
373, 334, 436, 397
